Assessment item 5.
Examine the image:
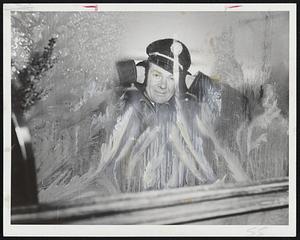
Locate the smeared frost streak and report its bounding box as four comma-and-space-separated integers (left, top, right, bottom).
195, 115, 249, 182
236, 122, 246, 161
39, 167, 95, 202
112, 135, 136, 189
166, 154, 179, 188
143, 144, 167, 189
94, 107, 133, 177
194, 136, 217, 182
247, 100, 281, 155
176, 108, 216, 182
170, 125, 206, 183
127, 126, 160, 178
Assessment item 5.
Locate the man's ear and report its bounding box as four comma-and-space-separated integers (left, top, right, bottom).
136, 65, 145, 84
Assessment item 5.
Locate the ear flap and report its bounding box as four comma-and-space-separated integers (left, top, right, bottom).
116, 60, 137, 87
116, 60, 147, 87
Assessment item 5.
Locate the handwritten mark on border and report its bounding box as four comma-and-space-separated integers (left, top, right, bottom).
246, 227, 268, 236
225, 5, 242, 10
82, 5, 99, 12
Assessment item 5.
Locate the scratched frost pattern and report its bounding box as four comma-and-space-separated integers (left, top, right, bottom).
11, 12, 288, 203
11, 12, 124, 201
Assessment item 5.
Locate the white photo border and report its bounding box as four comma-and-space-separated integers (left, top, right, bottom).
3, 3, 297, 237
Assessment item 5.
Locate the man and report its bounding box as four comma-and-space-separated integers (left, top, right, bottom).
110, 38, 249, 193
117, 38, 198, 123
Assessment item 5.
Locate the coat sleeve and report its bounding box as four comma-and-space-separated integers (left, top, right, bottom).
189, 71, 250, 123
188, 71, 251, 154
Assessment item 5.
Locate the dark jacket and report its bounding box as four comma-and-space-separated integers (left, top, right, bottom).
110, 72, 251, 193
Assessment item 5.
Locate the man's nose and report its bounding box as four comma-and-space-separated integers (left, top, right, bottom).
159, 77, 167, 89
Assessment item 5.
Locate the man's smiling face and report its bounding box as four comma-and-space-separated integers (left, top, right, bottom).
145, 62, 175, 104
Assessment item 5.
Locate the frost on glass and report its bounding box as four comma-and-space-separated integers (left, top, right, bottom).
11, 12, 288, 203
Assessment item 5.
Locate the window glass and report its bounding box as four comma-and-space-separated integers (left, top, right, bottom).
11, 11, 289, 203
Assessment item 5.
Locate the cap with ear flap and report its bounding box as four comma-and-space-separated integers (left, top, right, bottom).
146, 38, 191, 73
116, 39, 198, 96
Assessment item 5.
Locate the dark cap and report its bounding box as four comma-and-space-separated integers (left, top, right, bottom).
146, 38, 191, 73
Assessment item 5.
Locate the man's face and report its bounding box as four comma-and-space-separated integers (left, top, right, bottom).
145, 63, 175, 104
